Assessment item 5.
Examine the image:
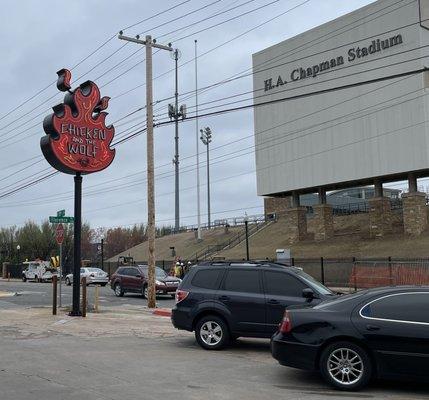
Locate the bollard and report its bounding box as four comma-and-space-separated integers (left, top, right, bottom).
352, 257, 357, 292
52, 275, 57, 315
94, 285, 99, 313
81, 277, 87, 317
7, 272, 10, 282
388, 256, 393, 286
320, 257, 325, 285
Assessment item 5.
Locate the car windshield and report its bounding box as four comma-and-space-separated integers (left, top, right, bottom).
293, 269, 333, 295
138, 265, 167, 278
87, 268, 103, 273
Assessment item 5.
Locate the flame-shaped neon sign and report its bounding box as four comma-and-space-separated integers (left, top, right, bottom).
41, 69, 115, 174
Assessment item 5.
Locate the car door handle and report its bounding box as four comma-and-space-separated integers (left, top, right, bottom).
366, 324, 380, 331
218, 295, 230, 302
267, 299, 280, 305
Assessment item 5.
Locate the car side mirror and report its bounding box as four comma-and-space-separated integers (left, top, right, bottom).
302, 288, 315, 300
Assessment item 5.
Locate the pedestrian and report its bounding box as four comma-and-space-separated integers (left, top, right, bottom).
185, 261, 192, 275
174, 262, 182, 278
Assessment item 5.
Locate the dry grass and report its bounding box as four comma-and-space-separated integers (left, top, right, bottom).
107, 225, 242, 262
218, 211, 429, 260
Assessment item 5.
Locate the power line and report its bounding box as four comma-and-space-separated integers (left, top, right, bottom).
155, 67, 427, 127
0, 0, 200, 136
4, 80, 422, 207
118, 0, 411, 107
0, 65, 424, 202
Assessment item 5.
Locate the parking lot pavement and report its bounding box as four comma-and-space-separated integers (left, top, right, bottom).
1, 282, 428, 400
0, 279, 176, 309
0, 307, 428, 400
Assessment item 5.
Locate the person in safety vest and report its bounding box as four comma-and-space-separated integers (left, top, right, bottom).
174, 262, 182, 278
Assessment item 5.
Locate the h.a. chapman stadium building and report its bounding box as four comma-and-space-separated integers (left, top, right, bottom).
253, 0, 429, 241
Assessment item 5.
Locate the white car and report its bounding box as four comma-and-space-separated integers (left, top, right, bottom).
65, 267, 109, 286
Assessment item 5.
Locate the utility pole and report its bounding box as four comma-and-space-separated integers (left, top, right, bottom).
195, 39, 202, 241
118, 32, 172, 308
168, 49, 186, 233
200, 127, 212, 229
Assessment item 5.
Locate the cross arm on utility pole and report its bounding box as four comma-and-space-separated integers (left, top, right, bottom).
118, 32, 173, 52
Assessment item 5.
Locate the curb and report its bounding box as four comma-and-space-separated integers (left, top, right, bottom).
152, 309, 172, 317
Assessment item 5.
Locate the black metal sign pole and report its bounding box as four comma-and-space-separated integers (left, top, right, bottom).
71, 172, 82, 316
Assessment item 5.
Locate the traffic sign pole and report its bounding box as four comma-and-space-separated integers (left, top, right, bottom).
59, 243, 62, 308
55, 223, 65, 308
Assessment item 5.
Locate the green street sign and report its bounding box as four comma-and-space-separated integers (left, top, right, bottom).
57, 209, 66, 217
49, 216, 74, 224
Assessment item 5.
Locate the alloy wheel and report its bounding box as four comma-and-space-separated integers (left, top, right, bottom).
327, 348, 364, 386
199, 321, 223, 346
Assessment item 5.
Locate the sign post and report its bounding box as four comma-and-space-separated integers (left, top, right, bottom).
41, 69, 116, 316
55, 223, 65, 308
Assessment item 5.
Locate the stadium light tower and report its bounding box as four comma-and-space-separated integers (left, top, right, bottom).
200, 127, 212, 229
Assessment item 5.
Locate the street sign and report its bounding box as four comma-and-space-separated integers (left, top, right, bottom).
55, 223, 64, 245
57, 209, 65, 217
49, 216, 74, 224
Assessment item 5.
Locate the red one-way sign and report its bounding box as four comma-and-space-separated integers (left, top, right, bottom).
55, 223, 64, 245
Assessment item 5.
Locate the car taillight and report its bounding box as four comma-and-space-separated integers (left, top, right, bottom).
279, 310, 292, 333
175, 290, 189, 304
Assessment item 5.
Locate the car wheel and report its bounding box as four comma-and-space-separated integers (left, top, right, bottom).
142, 285, 148, 299
65, 278, 71, 286
101, 283, 107, 287
195, 315, 229, 350
114, 283, 124, 297
22, 275, 26, 282
320, 341, 372, 391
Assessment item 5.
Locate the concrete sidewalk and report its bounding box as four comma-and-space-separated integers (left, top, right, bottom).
0, 305, 180, 340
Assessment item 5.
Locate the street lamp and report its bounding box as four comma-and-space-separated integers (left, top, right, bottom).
200, 127, 212, 229
244, 214, 250, 261
16, 244, 21, 264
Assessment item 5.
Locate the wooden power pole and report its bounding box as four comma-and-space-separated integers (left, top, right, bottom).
118, 32, 172, 308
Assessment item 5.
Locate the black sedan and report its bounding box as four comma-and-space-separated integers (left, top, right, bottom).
271, 286, 429, 391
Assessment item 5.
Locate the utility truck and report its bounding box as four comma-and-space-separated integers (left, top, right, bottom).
22, 260, 58, 282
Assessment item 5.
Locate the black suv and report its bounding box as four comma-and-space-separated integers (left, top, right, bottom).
171, 261, 335, 349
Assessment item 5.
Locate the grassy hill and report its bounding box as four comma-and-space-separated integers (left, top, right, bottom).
107, 210, 429, 266
107, 225, 241, 262
217, 211, 429, 260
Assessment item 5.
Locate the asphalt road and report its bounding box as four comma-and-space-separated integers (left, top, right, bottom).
0, 280, 176, 309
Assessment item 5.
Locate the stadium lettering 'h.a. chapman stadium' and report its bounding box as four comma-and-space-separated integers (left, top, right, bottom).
263, 34, 403, 90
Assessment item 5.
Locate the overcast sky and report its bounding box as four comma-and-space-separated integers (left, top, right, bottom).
0, 0, 379, 230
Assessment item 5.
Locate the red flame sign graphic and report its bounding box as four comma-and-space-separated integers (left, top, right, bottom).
41, 69, 115, 174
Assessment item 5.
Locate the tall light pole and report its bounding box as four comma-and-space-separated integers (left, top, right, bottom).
16, 244, 21, 264
168, 48, 186, 233
244, 214, 250, 261
118, 32, 173, 308
195, 39, 202, 241
200, 127, 212, 229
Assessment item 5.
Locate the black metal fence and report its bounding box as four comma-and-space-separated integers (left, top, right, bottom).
5, 257, 429, 291
100, 257, 429, 291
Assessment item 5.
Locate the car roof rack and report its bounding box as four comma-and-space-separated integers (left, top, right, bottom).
196, 260, 289, 268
